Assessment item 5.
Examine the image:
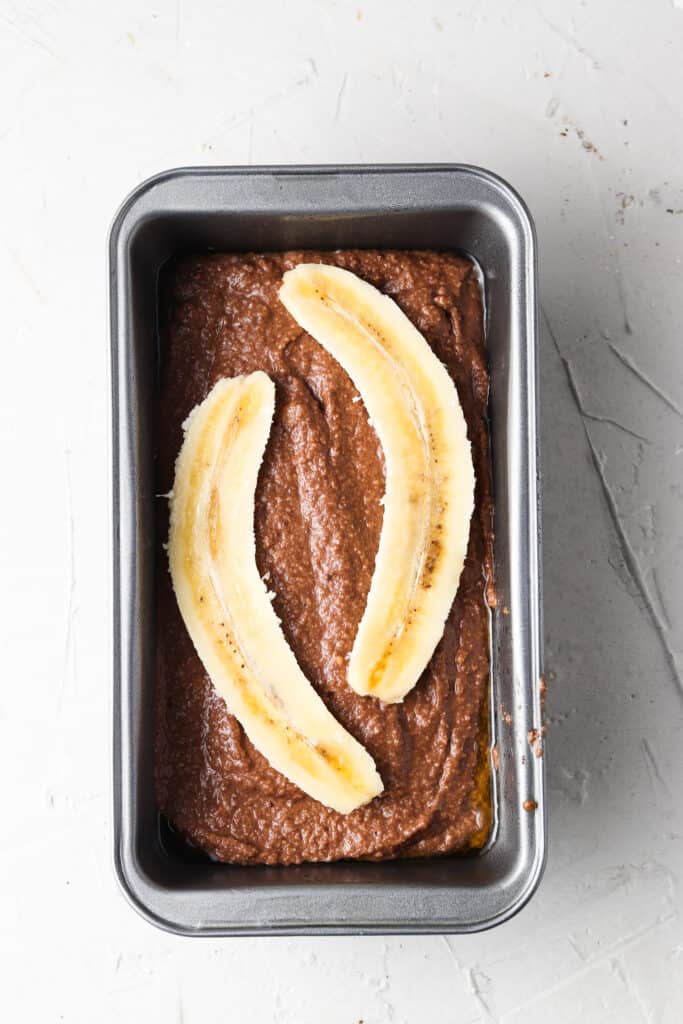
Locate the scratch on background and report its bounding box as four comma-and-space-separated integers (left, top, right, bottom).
506, 911, 672, 1020
247, 116, 254, 164
60, 447, 78, 710
537, 9, 602, 69
175, 0, 182, 55
543, 308, 683, 698
6, 242, 46, 304
211, 69, 317, 142
581, 153, 635, 335
467, 967, 498, 1022
650, 567, 673, 631
334, 72, 348, 122
581, 420, 682, 697
545, 96, 560, 118
608, 342, 683, 418
0, 9, 60, 60
377, 938, 397, 1023
561, 357, 649, 443
640, 737, 672, 801
610, 958, 655, 1024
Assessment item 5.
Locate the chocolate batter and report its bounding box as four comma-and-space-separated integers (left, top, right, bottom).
155, 250, 494, 865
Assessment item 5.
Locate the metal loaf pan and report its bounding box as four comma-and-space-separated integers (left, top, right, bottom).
110, 164, 544, 935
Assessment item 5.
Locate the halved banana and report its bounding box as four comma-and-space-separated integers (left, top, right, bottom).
279, 264, 475, 704
168, 372, 383, 814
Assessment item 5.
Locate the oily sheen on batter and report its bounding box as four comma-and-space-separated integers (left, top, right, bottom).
155, 250, 494, 865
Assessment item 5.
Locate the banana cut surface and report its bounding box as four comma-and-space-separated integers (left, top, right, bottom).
279, 264, 475, 704
168, 372, 383, 814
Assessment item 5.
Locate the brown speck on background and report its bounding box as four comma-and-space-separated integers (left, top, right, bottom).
544, 71, 551, 78
502, 605, 510, 616
575, 127, 604, 159
616, 192, 635, 225
523, 799, 537, 812
491, 745, 500, 771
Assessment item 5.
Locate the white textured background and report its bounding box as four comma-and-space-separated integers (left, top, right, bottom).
2, 0, 682, 1020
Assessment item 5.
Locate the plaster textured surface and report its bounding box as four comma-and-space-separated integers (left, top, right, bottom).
1, 1, 682, 1020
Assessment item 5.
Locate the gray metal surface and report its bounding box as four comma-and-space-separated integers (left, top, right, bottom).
109, 164, 544, 935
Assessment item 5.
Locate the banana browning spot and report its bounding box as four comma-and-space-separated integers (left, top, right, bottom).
421, 536, 443, 588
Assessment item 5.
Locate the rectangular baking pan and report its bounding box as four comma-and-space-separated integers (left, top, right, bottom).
110, 164, 544, 935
